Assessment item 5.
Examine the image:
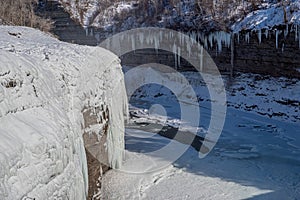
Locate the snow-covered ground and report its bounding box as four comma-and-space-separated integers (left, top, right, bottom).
101, 67, 300, 199
0, 26, 127, 199
127, 67, 299, 124
232, 0, 300, 32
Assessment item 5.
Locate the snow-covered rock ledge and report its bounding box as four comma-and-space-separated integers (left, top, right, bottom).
0, 26, 128, 199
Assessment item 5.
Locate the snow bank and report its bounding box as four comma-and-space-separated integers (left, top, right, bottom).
0, 26, 127, 199
232, 1, 300, 32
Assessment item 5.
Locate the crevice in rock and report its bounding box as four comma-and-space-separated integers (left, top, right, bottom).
82, 106, 111, 199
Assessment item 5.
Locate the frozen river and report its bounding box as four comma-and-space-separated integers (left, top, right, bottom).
100, 71, 300, 200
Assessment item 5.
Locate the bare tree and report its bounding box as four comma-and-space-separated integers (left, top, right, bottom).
0, 0, 53, 32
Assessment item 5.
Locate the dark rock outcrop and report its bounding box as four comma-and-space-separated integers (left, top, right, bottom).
37, 0, 97, 45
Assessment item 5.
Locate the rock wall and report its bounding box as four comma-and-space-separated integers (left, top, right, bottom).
212, 28, 300, 78
121, 27, 300, 78
39, 1, 300, 78
36, 0, 97, 46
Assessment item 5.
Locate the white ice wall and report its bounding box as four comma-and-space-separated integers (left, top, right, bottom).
0, 26, 127, 199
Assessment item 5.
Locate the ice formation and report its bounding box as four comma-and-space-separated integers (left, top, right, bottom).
109, 28, 233, 73
276, 29, 279, 49
0, 26, 127, 199
231, 0, 300, 50
284, 24, 289, 38
187, 31, 231, 54
177, 47, 181, 68
200, 46, 204, 72
265, 29, 269, 39
173, 43, 178, 69
258, 29, 262, 44
245, 32, 250, 43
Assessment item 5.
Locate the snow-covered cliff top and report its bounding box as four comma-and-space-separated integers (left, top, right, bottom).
57, 0, 300, 34
58, 0, 225, 33
0, 26, 127, 199
232, 0, 300, 32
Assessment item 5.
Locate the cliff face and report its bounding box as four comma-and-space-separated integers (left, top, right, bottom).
39, 1, 300, 78
36, 0, 97, 45
118, 26, 300, 78
210, 28, 300, 78
0, 26, 128, 199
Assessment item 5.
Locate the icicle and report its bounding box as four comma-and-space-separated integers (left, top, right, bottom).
146, 34, 150, 44
284, 24, 289, 38
179, 33, 182, 46
276, 30, 279, 49
237, 32, 240, 44
177, 47, 181, 68
154, 34, 159, 54
217, 32, 222, 53
180, 32, 183, 46
204, 35, 208, 49
208, 34, 213, 49
191, 31, 196, 45
201, 33, 205, 43
258, 29, 262, 44
90, 28, 94, 36
85, 27, 88, 36
197, 32, 200, 42
159, 30, 163, 42
173, 43, 177, 69
245, 32, 250, 43
131, 34, 135, 51
149, 34, 154, 45
226, 32, 231, 48
187, 39, 191, 57
194, 32, 197, 41
282, 43, 285, 52
139, 32, 144, 46
200, 46, 203, 72
265, 29, 269, 39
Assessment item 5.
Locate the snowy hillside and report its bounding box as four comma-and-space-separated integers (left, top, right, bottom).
232, 0, 300, 32
57, 0, 300, 34
57, 0, 242, 34
0, 26, 127, 199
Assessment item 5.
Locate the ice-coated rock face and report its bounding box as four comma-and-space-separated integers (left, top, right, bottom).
0, 26, 128, 199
